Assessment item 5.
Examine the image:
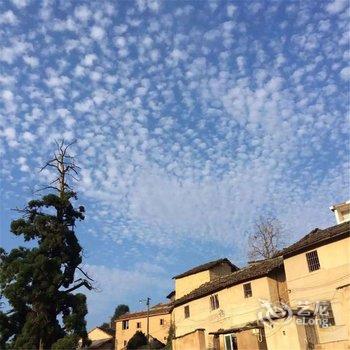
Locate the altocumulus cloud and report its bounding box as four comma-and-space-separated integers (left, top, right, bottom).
0, 0, 349, 326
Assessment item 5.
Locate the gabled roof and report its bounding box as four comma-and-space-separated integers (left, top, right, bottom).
172, 258, 238, 279
116, 303, 173, 321
88, 326, 114, 338
173, 256, 283, 307
278, 221, 350, 258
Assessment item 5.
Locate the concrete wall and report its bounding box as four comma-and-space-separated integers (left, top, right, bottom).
264, 319, 307, 350
89, 328, 113, 341
175, 262, 234, 300
236, 329, 267, 350
172, 329, 206, 350
284, 236, 350, 346
115, 312, 171, 350
175, 270, 211, 300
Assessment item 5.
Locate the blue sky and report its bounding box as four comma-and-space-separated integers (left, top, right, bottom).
0, 0, 349, 328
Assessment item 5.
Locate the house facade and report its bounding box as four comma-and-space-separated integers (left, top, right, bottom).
114, 303, 172, 350
172, 257, 287, 350
84, 327, 115, 350
113, 201, 350, 350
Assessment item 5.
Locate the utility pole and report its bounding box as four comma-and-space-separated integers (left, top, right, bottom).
140, 297, 151, 349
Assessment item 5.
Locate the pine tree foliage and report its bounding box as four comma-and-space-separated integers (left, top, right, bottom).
0, 141, 92, 349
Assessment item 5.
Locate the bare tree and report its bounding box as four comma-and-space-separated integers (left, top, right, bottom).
247, 216, 285, 260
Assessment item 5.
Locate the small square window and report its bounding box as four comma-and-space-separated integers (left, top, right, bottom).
184, 305, 190, 318
243, 283, 252, 298
136, 322, 141, 328
210, 294, 220, 310
122, 320, 129, 330
306, 250, 320, 272
160, 319, 164, 325
318, 301, 335, 328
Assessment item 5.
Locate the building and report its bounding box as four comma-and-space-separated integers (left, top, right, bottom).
85, 327, 115, 350
172, 257, 287, 350
112, 200, 350, 350
275, 220, 350, 349
115, 303, 172, 350
170, 201, 350, 350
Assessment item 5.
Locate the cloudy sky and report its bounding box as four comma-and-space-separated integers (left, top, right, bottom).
0, 0, 349, 328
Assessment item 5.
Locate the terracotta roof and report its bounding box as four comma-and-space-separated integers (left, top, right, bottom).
278, 221, 350, 258
173, 256, 283, 307
173, 258, 239, 279
116, 303, 172, 321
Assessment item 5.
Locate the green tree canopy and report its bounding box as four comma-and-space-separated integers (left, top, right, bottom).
0, 142, 92, 349
111, 304, 130, 323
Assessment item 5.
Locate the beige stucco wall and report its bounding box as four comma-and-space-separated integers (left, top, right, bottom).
172, 329, 206, 350
173, 275, 283, 348
264, 319, 307, 350
115, 312, 171, 350
284, 236, 350, 347
175, 270, 211, 300
88, 328, 113, 341
175, 262, 234, 300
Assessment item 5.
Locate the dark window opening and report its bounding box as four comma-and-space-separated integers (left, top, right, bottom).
243, 282, 252, 298
306, 250, 320, 272
210, 294, 220, 310
184, 305, 190, 318
318, 301, 335, 328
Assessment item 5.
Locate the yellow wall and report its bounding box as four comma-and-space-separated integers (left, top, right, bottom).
264, 319, 307, 350
172, 329, 206, 350
175, 270, 211, 300
283, 236, 350, 346
115, 312, 171, 350
173, 276, 283, 348
175, 262, 234, 300
88, 328, 113, 341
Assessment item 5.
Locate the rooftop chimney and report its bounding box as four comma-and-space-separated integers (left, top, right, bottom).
330, 200, 350, 224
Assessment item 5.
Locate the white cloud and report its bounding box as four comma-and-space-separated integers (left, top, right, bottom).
0, 10, 18, 25
2, 90, 14, 101
340, 66, 350, 81
74, 5, 92, 22
91, 26, 105, 41
326, 0, 347, 14
23, 55, 39, 68
11, 0, 28, 9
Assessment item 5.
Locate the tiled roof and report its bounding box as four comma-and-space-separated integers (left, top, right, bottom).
88, 338, 113, 349
277, 221, 349, 258
173, 256, 283, 307
116, 303, 172, 321
173, 258, 239, 279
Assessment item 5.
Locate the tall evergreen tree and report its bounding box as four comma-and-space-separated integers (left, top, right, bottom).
0, 141, 92, 349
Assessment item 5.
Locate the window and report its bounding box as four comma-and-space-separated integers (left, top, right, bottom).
224, 334, 237, 350
184, 305, 190, 318
318, 301, 335, 328
122, 320, 129, 330
124, 340, 127, 346
243, 283, 252, 298
306, 250, 320, 272
136, 321, 141, 328
160, 319, 164, 325
210, 294, 220, 310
